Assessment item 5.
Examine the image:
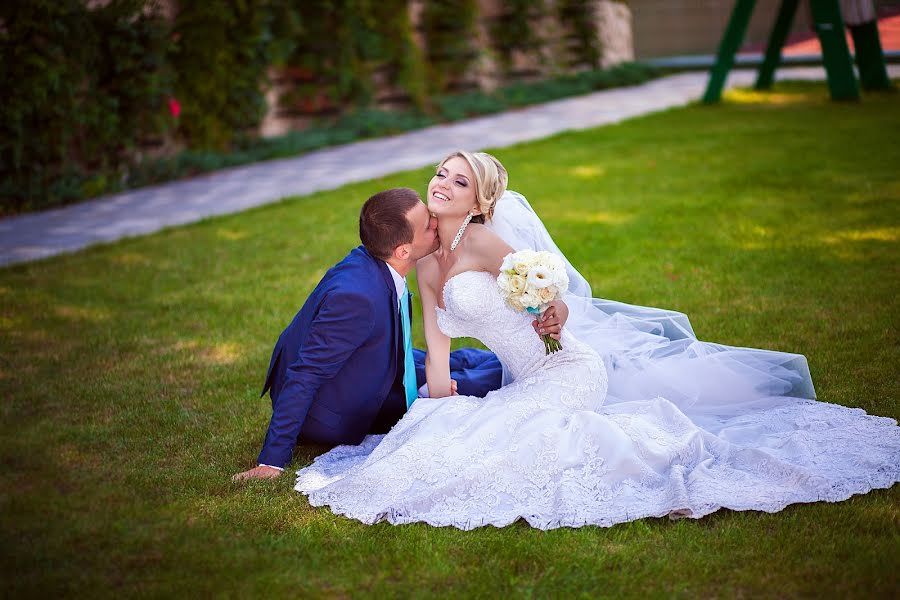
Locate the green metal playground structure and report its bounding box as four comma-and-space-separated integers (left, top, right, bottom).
704, 0, 892, 102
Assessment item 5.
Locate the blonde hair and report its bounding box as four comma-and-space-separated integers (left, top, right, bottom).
439, 151, 508, 222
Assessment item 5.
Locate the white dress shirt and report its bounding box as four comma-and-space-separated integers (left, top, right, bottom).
385, 262, 406, 309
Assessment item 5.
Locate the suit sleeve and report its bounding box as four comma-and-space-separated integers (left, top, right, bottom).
257, 292, 377, 467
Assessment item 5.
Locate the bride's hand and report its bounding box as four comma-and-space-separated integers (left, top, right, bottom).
532, 300, 568, 341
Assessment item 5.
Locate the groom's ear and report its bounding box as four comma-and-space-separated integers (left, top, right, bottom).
392, 243, 411, 261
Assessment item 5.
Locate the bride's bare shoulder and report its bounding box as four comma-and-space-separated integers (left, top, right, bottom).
467, 223, 514, 254
416, 254, 439, 287
461, 224, 515, 272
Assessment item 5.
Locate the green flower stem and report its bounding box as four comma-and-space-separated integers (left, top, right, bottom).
540, 333, 563, 354
542, 333, 563, 354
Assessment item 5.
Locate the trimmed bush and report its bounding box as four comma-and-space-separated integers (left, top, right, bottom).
1, 0, 658, 216
1, 0, 174, 214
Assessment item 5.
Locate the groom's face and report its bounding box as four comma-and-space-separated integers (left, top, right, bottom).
404, 201, 439, 260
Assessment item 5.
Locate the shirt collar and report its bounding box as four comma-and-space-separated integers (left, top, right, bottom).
384, 262, 406, 303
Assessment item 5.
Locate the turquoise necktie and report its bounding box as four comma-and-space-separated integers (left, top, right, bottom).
399, 283, 418, 409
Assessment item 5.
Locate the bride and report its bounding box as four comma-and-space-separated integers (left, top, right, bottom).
294, 151, 900, 529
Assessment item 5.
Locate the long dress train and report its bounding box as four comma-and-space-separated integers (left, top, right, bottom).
294, 271, 900, 529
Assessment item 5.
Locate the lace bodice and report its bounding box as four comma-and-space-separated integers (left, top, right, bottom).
437, 270, 602, 386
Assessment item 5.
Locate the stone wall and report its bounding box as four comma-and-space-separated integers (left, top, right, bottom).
629, 0, 815, 58
261, 0, 635, 138
596, 0, 635, 66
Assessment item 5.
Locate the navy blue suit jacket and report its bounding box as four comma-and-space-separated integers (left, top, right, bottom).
258, 246, 502, 468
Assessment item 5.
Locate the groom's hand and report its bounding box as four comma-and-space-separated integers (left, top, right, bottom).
233, 465, 282, 481
532, 300, 568, 341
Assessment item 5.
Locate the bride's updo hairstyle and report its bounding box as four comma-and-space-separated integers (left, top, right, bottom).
439, 151, 508, 223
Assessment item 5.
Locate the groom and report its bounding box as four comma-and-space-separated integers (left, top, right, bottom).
234, 188, 566, 480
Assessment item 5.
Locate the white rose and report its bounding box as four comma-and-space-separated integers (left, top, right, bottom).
555, 271, 569, 293
513, 261, 530, 276
514, 249, 536, 266
497, 272, 512, 294
520, 290, 541, 309
506, 297, 524, 311
500, 253, 515, 272
537, 286, 556, 304
518, 249, 536, 260
545, 259, 564, 277
508, 274, 527, 294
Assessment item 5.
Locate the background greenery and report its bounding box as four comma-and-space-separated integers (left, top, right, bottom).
1, 0, 175, 209
125, 62, 658, 193
1, 82, 898, 597
2, 0, 614, 214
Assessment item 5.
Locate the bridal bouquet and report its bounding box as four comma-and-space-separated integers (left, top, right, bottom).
497, 250, 569, 354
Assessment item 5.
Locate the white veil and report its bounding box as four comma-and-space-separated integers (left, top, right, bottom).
486, 191, 816, 419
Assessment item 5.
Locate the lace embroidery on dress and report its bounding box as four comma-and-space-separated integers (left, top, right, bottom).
295, 271, 900, 530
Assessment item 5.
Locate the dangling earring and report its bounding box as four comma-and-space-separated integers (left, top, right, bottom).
450, 213, 474, 251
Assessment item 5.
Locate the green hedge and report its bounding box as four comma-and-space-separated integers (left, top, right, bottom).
125, 62, 660, 190
169, 2, 277, 151
2, 0, 649, 215
1, 0, 175, 213
283, 0, 425, 110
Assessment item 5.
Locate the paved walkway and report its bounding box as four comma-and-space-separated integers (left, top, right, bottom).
2, 65, 897, 267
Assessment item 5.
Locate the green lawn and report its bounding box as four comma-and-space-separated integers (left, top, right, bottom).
2, 82, 898, 598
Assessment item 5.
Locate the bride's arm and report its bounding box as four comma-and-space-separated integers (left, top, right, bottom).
416, 259, 453, 399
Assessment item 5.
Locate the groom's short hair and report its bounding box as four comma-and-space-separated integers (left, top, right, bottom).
359, 188, 421, 260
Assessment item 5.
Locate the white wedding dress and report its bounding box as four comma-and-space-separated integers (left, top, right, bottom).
295, 269, 900, 530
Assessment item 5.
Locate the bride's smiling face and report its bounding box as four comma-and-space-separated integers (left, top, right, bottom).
427, 156, 479, 220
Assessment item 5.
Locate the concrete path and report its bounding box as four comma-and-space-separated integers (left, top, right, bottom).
2, 65, 897, 267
